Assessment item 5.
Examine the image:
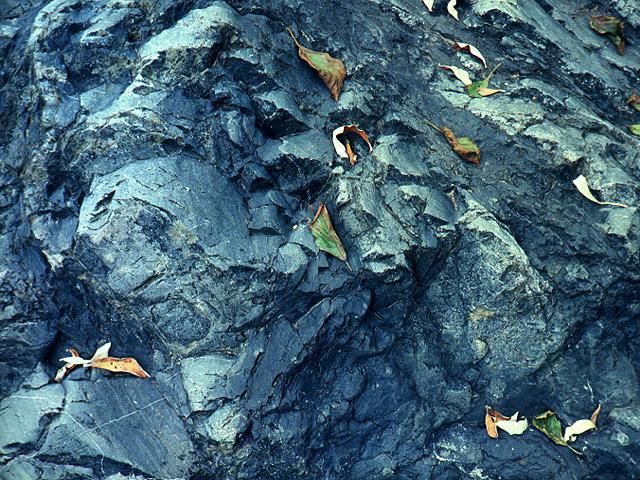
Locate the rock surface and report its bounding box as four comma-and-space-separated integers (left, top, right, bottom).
1, 0, 639, 478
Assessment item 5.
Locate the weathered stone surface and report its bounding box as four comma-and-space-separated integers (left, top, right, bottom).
1, 0, 639, 478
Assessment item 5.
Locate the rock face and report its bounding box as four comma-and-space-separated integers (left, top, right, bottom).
1, 0, 639, 478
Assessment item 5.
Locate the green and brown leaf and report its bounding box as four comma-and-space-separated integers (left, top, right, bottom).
590, 15, 625, 55
533, 411, 582, 455
288, 28, 346, 100
309, 204, 347, 261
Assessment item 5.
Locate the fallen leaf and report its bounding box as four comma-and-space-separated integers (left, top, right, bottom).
485, 406, 510, 438
309, 204, 347, 261
564, 405, 602, 442
590, 404, 602, 425
439, 125, 481, 164
590, 16, 625, 55
467, 64, 505, 98
496, 411, 529, 436
89, 357, 151, 379
629, 124, 640, 136
59, 343, 150, 380
287, 28, 346, 100
423, 0, 434, 12
573, 175, 629, 208
447, 0, 459, 20
533, 411, 582, 455
54, 348, 80, 382
627, 92, 640, 111
453, 42, 488, 68
332, 124, 373, 165
563, 419, 596, 442
440, 65, 472, 86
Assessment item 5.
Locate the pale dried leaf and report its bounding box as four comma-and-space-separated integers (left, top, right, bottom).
475, 87, 506, 97
60, 356, 92, 366
591, 404, 602, 425
453, 42, 487, 67
90, 342, 111, 361
423, 0, 434, 12
440, 65, 472, 86
447, 0, 459, 20
573, 175, 629, 208
563, 419, 596, 442
496, 417, 529, 435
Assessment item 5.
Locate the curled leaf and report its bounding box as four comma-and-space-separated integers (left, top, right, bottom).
287, 28, 346, 100
423, 0, 434, 12
626, 92, 640, 112
332, 125, 373, 165
573, 175, 629, 208
309, 204, 347, 261
447, 0, 459, 20
54, 348, 80, 382
590, 404, 602, 425
496, 412, 529, 436
467, 64, 505, 98
58, 343, 150, 380
438, 125, 481, 164
440, 65, 472, 86
590, 15, 625, 55
564, 419, 596, 442
453, 42, 488, 68
89, 357, 151, 379
485, 406, 510, 438
629, 124, 640, 136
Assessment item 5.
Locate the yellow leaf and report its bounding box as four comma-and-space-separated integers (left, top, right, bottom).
332, 124, 373, 164
572, 175, 629, 208
440, 65, 472, 86
453, 42, 488, 68
447, 0, 459, 20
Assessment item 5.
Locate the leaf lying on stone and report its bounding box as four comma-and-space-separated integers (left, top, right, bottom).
54, 348, 80, 382
447, 0, 459, 20
287, 28, 346, 101
590, 15, 625, 55
440, 65, 472, 86
563, 404, 601, 442
572, 175, 629, 208
59, 342, 150, 379
428, 122, 481, 165
453, 42, 488, 68
485, 406, 528, 438
332, 125, 373, 165
485, 406, 511, 438
533, 411, 582, 455
423, 0, 434, 12
627, 92, 640, 111
629, 124, 640, 136
309, 204, 347, 261
467, 64, 505, 98
497, 412, 529, 436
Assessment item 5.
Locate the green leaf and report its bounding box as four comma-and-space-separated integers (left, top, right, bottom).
590, 16, 625, 55
533, 411, 582, 455
287, 28, 346, 100
628, 124, 640, 136
466, 64, 504, 98
309, 204, 347, 261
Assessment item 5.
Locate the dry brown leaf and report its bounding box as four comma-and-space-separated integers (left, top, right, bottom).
423, 0, 434, 12
89, 357, 151, 379
485, 406, 510, 438
287, 28, 346, 101
54, 348, 80, 382
453, 42, 488, 68
590, 404, 602, 425
627, 91, 640, 111
447, 0, 459, 20
441, 126, 481, 164
440, 65, 472, 86
332, 124, 373, 165
573, 175, 629, 208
